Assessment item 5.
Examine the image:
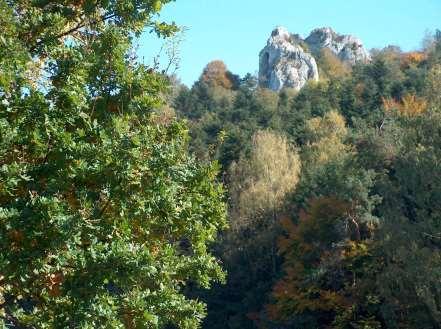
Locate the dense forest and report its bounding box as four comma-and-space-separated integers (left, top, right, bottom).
1, 1, 441, 328
173, 34, 441, 328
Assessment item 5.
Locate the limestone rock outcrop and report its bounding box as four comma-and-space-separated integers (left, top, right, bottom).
305, 27, 370, 65
259, 27, 319, 92
259, 26, 370, 91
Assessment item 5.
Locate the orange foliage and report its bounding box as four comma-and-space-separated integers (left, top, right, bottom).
107, 100, 120, 113
9, 229, 24, 251
354, 82, 365, 99
268, 197, 354, 321
200, 60, 237, 89
400, 51, 427, 68
9, 229, 24, 244
267, 196, 379, 326
383, 93, 428, 117
65, 190, 80, 209
277, 215, 297, 252
47, 272, 64, 297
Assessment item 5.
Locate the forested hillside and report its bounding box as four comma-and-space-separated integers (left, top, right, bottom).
1, 1, 441, 328
173, 34, 441, 328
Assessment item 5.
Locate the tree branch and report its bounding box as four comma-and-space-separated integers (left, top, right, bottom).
30, 13, 118, 52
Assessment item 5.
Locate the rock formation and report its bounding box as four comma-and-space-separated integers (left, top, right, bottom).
305, 27, 370, 65
259, 27, 319, 92
259, 26, 370, 91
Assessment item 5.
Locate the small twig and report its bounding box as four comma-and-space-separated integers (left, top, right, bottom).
379, 118, 385, 132
347, 212, 361, 241
423, 232, 441, 239
42, 136, 52, 164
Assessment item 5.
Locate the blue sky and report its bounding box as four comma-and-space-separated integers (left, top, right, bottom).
138, 0, 441, 86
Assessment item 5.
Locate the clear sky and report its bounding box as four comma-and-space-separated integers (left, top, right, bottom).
137, 0, 441, 86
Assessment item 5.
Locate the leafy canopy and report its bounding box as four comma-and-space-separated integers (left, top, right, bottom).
0, 1, 226, 328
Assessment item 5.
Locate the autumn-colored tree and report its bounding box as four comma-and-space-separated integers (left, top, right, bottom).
166, 27, 441, 329
267, 197, 381, 328
400, 51, 427, 68
261, 107, 384, 328
304, 110, 350, 165
226, 129, 301, 272
426, 64, 441, 109
383, 93, 428, 117
200, 60, 239, 90
229, 130, 301, 230
211, 130, 301, 328
316, 48, 350, 79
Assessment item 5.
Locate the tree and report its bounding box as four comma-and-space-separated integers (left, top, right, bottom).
383, 93, 428, 117
229, 130, 301, 231
426, 29, 441, 66
226, 130, 300, 277
199, 131, 300, 329
374, 109, 441, 328
316, 49, 350, 80
267, 197, 353, 326
0, 1, 226, 327
303, 110, 349, 165
266, 112, 382, 329
400, 51, 427, 69
164, 27, 441, 329
200, 61, 239, 90
426, 64, 441, 109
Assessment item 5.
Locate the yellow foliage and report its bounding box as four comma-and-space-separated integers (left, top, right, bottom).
255, 87, 279, 111
306, 110, 347, 142
426, 64, 441, 108
383, 93, 428, 117
24, 57, 48, 89
305, 111, 350, 165
401, 94, 427, 115
342, 240, 369, 259
318, 48, 350, 79
400, 51, 427, 68
229, 130, 301, 230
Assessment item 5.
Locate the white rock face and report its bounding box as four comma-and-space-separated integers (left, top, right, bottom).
259, 27, 319, 92
259, 26, 370, 91
305, 27, 370, 65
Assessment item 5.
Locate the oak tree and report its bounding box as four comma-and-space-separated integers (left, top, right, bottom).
0, 1, 226, 328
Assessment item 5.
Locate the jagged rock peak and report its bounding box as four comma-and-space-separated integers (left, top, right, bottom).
305, 27, 371, 64
271, 26, 291, 39
258, 26, 370, 91
259, 26, 319, 92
